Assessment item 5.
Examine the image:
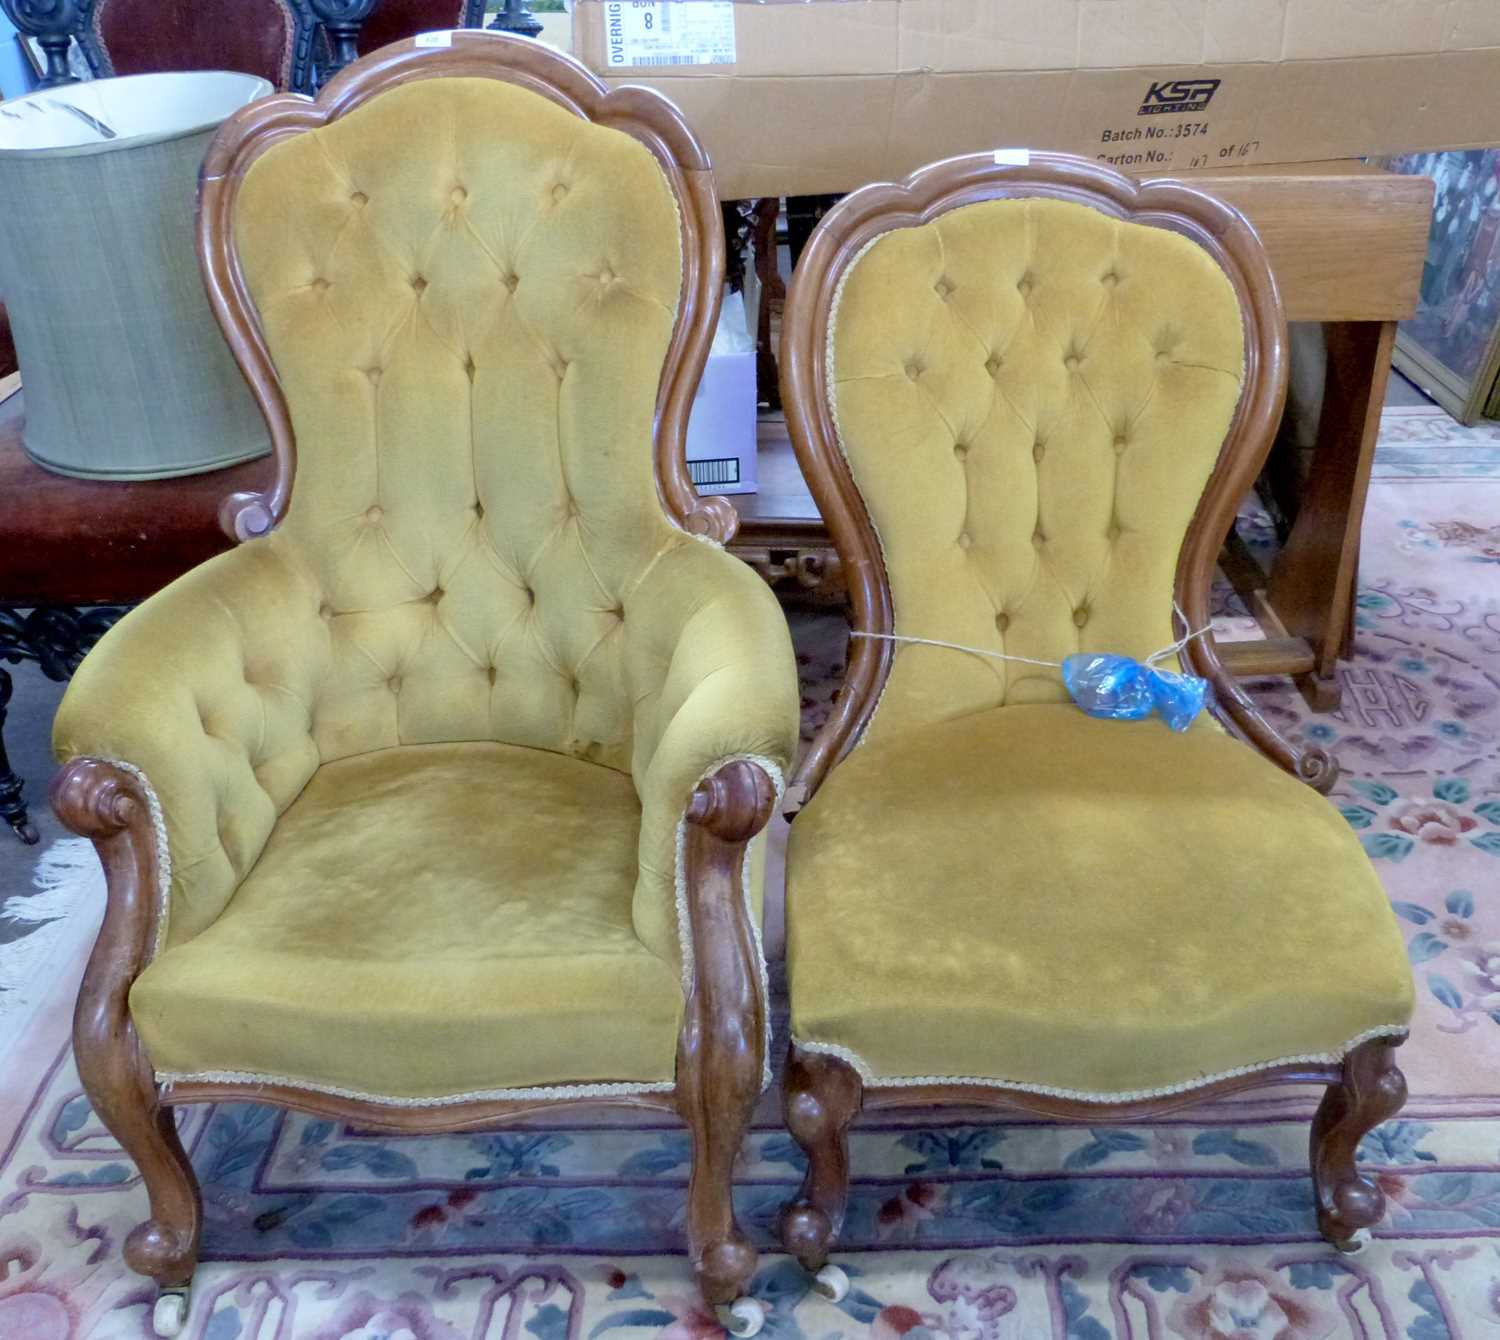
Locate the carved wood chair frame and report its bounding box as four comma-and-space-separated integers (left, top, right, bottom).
775, 152, 1407, 1271
53, 32, 772, 1322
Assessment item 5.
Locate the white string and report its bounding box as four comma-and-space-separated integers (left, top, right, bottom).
850, 603, 1211, 673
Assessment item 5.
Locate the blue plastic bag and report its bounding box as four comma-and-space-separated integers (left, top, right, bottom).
1060, 653, 1209, 732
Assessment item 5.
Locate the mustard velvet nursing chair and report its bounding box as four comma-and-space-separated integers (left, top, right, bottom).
774, 152, 1415, 1285
50, 33, 799, 1338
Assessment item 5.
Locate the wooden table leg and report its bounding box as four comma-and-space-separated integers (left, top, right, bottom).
1262, 319, 1396, 712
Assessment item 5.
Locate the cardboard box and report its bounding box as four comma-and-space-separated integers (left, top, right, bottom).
686, 289, 757, 495
571, 0, 1500, 198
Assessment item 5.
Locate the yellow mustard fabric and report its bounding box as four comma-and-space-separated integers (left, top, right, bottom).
786, 706, 1415, 1094
830, 197, 1246, 741
52, 75, 800, 1092
131, 743, 683, 1096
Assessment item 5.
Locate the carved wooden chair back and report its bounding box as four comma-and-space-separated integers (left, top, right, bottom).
80, 0, 486, 93
779, 152, 1322, 808
83, 0, 305, 88
195, 32, 732, 781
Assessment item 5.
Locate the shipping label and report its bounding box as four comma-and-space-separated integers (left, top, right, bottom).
602, 2, 736, 68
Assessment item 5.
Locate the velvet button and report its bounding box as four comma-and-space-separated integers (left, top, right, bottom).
388, 675, 402, 692
503, 272, 519, 293
1114, 434, 1128, 453
934, 276, 954, 299
365, 504, 383, 523
350, 191, 368, 206
953, 442, 968, 461
1033, 441, 1045, 463
1064, 354, 1080, 371
957, 531, 973, 550
411, 276, 427, 294
1073, 607, 1089, 627
904, 361, 922, 381
450, 186, 467, 205
985, 354, 1001, 376
995, 612, 1010, 632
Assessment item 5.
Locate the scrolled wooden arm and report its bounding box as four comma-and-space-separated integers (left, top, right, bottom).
674, 756, 778, 1304
51, 756, 201, 1284
50, 756, 143, 838
1181, 618, 1340, 795
686, 757, 778, 843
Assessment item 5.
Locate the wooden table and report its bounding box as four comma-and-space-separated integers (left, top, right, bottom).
0, 391, 264, 840
732, 160, 1436, 711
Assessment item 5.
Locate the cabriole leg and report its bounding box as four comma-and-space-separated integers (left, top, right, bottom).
779, 1045, 862, 1274
1311, 1035, 1407, 1251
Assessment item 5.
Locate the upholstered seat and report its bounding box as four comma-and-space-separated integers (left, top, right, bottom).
787, 705, 1412, 1097
132, 742, 686, 1099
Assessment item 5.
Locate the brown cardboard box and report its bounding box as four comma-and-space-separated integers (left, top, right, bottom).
569, 0, 1500, 197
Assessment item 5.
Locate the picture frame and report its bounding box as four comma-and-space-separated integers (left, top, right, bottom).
1382, 149, 1500, 424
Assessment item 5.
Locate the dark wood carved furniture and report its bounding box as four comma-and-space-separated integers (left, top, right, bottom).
50, 33, 798, 1339
1, 0, 490, 94
731, 161, 1434, 708
0, 395, 261, 842
774, 152, 1415, 1291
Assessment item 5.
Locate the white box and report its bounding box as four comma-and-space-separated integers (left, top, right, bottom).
686, 291, 757, 496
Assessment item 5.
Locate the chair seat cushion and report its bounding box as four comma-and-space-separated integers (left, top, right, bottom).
131, 742, 684, 1101
786, 706, 1413, 1098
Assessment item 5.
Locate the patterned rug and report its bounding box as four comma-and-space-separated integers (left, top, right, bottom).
3, 408, 1499, 1340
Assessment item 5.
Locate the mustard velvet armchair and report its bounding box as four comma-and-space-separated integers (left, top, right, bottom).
773, 153, 1415, 1284
50, 34, 799, 1338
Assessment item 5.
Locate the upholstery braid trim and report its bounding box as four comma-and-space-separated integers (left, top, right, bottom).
156, 1070, 674, 1106
673, 753, 785, 1091
794, 1023, 1410, 1103
100, 757, 173, 964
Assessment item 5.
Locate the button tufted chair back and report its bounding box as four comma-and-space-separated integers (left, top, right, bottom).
783, 153, 1289, 798
200, 35, 731, 779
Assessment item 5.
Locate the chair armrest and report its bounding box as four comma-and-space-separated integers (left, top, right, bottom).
626, 539, 800, 976
52, 536, 329, 954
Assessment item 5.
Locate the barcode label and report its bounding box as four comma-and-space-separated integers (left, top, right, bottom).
602, 2, 736, 68
689, 457, 741, 486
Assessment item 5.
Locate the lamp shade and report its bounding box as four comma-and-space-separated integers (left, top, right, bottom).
0, 71, 272, 479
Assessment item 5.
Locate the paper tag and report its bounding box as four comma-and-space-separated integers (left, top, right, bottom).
602, 2, 736, 68
414, 30, 453, 47
994, 148, 1031, 166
